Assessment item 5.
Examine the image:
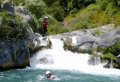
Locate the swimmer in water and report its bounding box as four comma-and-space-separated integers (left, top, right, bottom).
45, 71, 56, 80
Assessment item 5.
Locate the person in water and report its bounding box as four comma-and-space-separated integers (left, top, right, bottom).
45, 71, 56, 79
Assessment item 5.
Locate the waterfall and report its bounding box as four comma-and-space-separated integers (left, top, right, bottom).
110, 59, 113, 68
30, 38, 120, 76
88, 55, 101, 65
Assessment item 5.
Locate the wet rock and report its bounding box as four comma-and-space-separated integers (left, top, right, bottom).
38, 56, 54, 64
29, 33, 51, 55
0, 40, 30, 70
2, 2, 14, 13
63, 29, 120, 51
103, 60, 113, 68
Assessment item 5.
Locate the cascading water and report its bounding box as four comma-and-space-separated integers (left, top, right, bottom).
30, 38, 120, 76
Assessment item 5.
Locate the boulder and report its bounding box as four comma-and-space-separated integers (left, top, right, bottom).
63, 29, 120, 51
63, 36, 76, 46
2, 2, 14, 13
29, 33, 51, 55
0, 40, 30, 70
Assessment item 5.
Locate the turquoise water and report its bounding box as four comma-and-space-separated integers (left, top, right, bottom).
0, 69, 120, 82
1, 39, 120, 82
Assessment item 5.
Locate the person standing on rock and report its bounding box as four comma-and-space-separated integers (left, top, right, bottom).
42, 16, 48, 36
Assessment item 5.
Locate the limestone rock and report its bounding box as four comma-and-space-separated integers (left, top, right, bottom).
0, 40, 30, 70
0, 2, 51, 70
63, 29, 120, 50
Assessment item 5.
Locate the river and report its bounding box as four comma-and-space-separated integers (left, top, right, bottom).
0, 38, 120, 82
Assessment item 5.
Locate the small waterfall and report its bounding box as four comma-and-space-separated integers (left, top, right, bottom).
30, 38, 90, 69
30, 38, 120, 76
88, 55, 101, 65
110, 59, 113, 68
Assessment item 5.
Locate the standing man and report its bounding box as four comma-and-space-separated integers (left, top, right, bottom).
43, 16, 48, 36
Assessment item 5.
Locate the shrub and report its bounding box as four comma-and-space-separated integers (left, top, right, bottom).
47, 1, 65, 22
9, 0, 25, 5
48, 17, 69, 34
103, 53, 117, 60
53, 6, 64, 22
74, 21, 89, 30
69, 8, 78, 17
65, 4, 110, 31
105, 2, 118, 16
30, 14, 39, 32
96, 0, 109, 11
0, 11, 27, 40
114, 12, 120, 26
44, 0, 56, 6
97, 39, 120, 56
25, 0, 46, 19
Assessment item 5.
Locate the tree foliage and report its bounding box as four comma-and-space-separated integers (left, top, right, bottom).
97, 39, 120, 56
103, 53, 117, 60
0, 11, 27, 40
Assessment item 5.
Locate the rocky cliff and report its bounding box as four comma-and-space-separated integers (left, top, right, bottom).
0, 2, 50, 70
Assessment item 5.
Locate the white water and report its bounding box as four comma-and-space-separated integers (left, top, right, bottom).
30, 38, 120, 76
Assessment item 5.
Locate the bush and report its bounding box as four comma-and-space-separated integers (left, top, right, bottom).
97, 39, 120, 56
89, 12, 110, 26
69, 8, 78, 17
0, 11, 27, 40
53, 6, 64, 22
30, 14, 39, 32
44, 0, 56, 6
25, 0, 46, 19
105, 2, 118, 16
65, 4, 111, 31
74, 21, 89, 30
9, 0, 25, 5
114, 12, 120, 26
96, 0, 109, 11
47, 1, 65, 22
47, 16, 69, 34
103, 53, 117, 60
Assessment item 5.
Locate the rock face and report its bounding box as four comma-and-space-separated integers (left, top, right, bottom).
29, 33, 51, 55
0, 2, 50, 70
0, 40, 30, 70
63, 29, 120, 50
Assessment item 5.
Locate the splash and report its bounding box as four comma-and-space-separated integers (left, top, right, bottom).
30, 38, 120, 76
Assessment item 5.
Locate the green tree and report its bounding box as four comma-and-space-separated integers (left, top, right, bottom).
98, 39, 120, 56
103, 53, 117, 60
26, 0, 46, 19
44, 0, 56, 6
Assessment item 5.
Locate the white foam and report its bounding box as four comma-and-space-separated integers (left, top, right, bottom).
30, 38, 120, 77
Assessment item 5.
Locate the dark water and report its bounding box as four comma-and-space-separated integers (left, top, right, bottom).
0, 68, 120, 82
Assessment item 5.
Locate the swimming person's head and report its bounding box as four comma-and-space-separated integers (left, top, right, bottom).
45, 71, 52, 79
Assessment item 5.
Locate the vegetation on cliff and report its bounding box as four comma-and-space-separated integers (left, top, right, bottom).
1, 0, 119, 34
97, 39, 120, 57
0, 11, 27, 41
